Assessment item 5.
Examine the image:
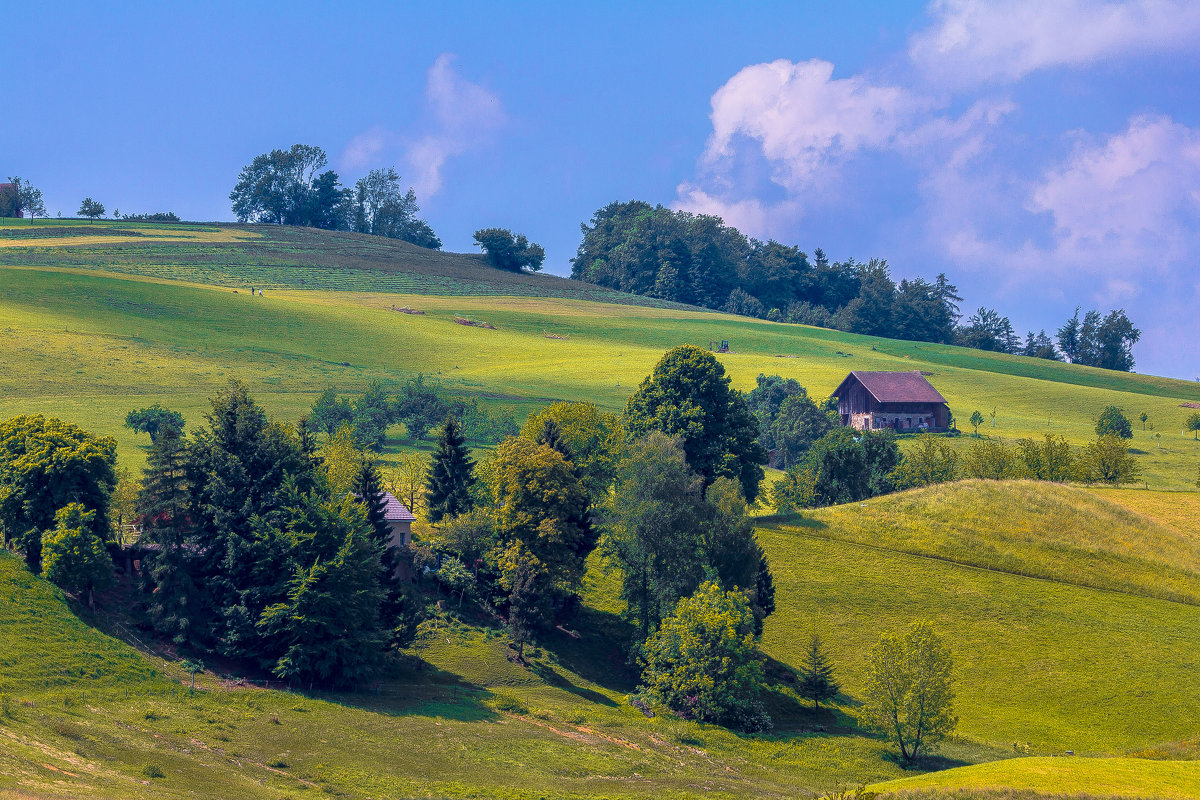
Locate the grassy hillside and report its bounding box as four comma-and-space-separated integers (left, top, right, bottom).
0, 227, 1196, 484
2, 480, 1199, 797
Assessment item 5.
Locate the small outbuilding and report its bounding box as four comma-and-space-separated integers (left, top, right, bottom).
378, 491, 416, 549
833, 371, 949, 432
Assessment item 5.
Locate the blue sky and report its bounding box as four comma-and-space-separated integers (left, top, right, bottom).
6, 1, 1199, 379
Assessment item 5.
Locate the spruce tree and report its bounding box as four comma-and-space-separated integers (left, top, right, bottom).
535, 418, 573, 462
798, 634, 840, 709
426, 418, 475, 522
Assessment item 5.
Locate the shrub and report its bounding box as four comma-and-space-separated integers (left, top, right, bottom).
638, 581, 770, 732
1095, 405, 1133, 440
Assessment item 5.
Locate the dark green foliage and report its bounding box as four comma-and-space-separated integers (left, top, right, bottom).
1187, 413, 1200, 440
396, 374, 454, 442
603, 434, 770, 639
505, 548, 543, 661
5, 176, 46, 221
797, 634, 840, 708
1096, 406, 1134, 440
310, 388, 353, 436
124, 405, 185, 443
570, 201, 962, 344
638, 581, 770, 732
41, 503, 113, 600
461, 398, 519, 446
78, 197, 105, 221
746, 375, 833, 469
138, 426, 196, 643
473, 228, 546, 272
956, 307, 1019, 353
258, 516, 386, 688
1057, 307, 1141, 371
123, 211, 180, 222
352, 168, 441, 248
1014, 434, 1078, 481
0, 415, 116, 572
626, 345, 766, 502
803, 428, 870, 506
1021, 330, 1061, 360
351, 381, 395, 450
426, 418, 476, 523
602, 432, 708, 638
230, 145, 352, 229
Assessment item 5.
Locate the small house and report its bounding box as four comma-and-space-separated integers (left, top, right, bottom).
833, 371, 949, 432
379, 491, 416, 549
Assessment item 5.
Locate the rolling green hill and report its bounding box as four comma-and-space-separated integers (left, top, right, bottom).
0, 219, 1198, 487
1, 220, 1199, 798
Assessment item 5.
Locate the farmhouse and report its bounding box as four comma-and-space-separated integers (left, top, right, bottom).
833, 371, 949, 432
0, 183, 20, 218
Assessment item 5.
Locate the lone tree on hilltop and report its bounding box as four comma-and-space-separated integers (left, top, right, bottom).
797, 634, 840, 709
1096, 406, 1133, 440
862, 621, 957, 763
1187, 412, 1200, 441
426, 417, 475, 523
473, 227, 546, 272
78, 197, 105, 222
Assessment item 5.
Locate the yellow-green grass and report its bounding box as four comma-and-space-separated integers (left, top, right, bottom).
764, 480, 1200, 605
871, 756, 1200, 799
0, 551, 965, 800
752, 481, 1200, 754
0, 264, 1198, 485
1088, 489, 1200, 541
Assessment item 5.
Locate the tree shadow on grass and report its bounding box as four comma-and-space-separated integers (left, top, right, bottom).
527, 660, 616, 707
881, 749, 971, 772
539, 606, 639, 696
318, 655, 499, 723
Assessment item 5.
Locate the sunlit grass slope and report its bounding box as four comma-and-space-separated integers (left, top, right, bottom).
753, 480, 1200, 754
871, 756, 1200, 799
0, 550, 937, 800
0, 256, 1198, 484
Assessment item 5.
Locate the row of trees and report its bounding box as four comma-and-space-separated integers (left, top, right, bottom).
230, 145, 441, 248
568, 201, 1142, 371
309, 377, 518, 451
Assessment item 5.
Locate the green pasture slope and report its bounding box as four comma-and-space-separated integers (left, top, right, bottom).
4, 481, 1200, 798
2, 221, 1200, 797
1, 219, 1199, 487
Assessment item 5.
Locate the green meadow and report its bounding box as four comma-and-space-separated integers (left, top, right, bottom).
1, 221, 1199, 798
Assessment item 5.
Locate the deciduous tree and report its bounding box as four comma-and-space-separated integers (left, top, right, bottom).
862, 622, 957, 762
1096, 406, 1133, 440
125, 405, 185, 443
78, 197, 105, 222
473, 228, 546, 272
41, 503, 113, 606
626, 345, 766, 502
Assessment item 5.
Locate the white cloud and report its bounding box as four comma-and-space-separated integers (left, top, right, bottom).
338, 54, 504, 200
406, 53, 505, 199
911, 0, 1200, 86
1029, 114, 1200, 272
675, 59, 928, 235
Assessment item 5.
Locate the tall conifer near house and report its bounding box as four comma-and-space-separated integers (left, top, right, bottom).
426, 418, 475, 522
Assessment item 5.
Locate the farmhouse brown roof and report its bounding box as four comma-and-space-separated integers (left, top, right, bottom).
833, 371, 947, 405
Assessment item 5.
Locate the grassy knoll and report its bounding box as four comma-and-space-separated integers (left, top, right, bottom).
0, 260, 1198, 484
752, 481, 1200, 755
871, 756, 1200, 798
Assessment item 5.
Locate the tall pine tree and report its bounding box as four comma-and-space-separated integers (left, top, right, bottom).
797, 633, 840, 709
426, 418, 475, 523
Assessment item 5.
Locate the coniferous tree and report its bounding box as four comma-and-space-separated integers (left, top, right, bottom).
797, 634, 840, 709
138, 426, 199, 643
426, 418, 475, 523
506, 549, 541, 662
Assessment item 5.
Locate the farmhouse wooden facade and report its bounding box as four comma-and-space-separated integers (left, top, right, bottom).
833, 371, 949, 432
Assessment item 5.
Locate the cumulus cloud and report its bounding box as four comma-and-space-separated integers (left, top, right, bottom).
911, 0, 1200, 86
674, 59, 930, 235
1030, 114, 1200, 272
338, 54, 504, 200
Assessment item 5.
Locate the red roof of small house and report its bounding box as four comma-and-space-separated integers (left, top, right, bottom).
380, 492, 416, 522
833, 371, 948, 405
